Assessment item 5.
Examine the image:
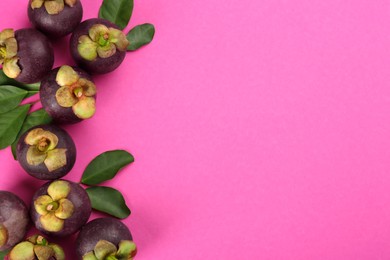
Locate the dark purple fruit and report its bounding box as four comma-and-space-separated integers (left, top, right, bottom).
6, 234, 65, 260
28, 0, 83, 38
16, 124, 76, 180
40, 66, 97, 124
0, 191, 29, 251
30, 180, 91, 237
0, 28, 54, 84
70, 18, 129, 74
76, 218, 137, 260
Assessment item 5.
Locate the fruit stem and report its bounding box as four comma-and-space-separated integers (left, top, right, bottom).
98, 34, 109, 46
46, 201, 59, 211
37, 137, 50, 152
74, 87, 83, 98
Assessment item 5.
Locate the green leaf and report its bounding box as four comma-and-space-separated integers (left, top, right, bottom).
0, 104, 30, 150
11, 109, 53, 159
0, 85, 28, 114
99, 0, 134, 30
0, 69, 40, 92
0, 249, 10, 259
126, 23, 155, 51
86, 186, 131, 218
81, 150, 134, 185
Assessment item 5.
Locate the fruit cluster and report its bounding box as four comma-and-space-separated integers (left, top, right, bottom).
0, 0, 154, 259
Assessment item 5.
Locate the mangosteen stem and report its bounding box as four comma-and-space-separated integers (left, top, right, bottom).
74, 87, 83, 98
106, 256, 118, 260
36, 235, 48, 246
46, 201, 59, 211
37, 137, 50, 152
98, 35, 109, 46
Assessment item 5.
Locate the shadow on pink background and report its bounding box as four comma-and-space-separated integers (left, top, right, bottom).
1, 0, 390, 259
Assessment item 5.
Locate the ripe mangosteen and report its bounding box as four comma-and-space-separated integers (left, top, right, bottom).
76, 218, 137, 260
28, 0, 83, 38
31, 180, 92, 237
6, 234, 65, 260
0, 191, 29, 251
40, 65, 97, 124
0, 28, 54, 84
70, 18, 129, 74
16, 124, 76, 180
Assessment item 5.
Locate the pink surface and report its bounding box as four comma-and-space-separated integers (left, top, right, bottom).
1, 0, 390, 259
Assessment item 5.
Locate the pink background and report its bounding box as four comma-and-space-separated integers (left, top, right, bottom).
1, 0, 390, 259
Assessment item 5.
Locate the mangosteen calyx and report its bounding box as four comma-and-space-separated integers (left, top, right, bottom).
55, 65, 96, 119
31, 0, 78, 15
8, 234, 65, 260
77, 24, 129, 61
24, 128, 68, 172
0, 223, 8, 248
34, 180, 75, 232
0, 29, 21, 79
82, 240, 137, 260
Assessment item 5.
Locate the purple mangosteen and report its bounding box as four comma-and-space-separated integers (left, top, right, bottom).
6, 234, 65, 260
0, 191, 29, 251
70, 18, 129, 74
76, 218, 137, 260
0, 28, 54, 84
16, 124, 76, 180
40, 65, 97, 124
30, 179, 91, 237
28, 0, 83, 38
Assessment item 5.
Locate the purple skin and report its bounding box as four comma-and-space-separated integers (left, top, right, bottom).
76, 218, 133, 259
31, 180, 92, 237
27, 0, 83, 38
70, 18, 126, 74
40, 67, 95, 124
0, 191, 29, 251
16, 124, 76, 180
14, 28, 54, 84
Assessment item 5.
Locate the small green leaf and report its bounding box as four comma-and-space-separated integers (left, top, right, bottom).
99, 0, 134, 30
0, 249, 10, 259
11, 109, 53, 159
86, 186, 131, 219
0, 69, 40, 92
0, 85, 28, 113
0, 104, 30, 150
126, 24, 155, 51
81, 150, 134, 185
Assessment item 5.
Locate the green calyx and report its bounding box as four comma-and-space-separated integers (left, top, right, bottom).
8, 235, 65, 260
55, 65, 97, 120
82, 240, 137, 260
34, 180, 74, 233
31, 0, 78, 15
0, 28, 21, 79
24, 128, 68, 172
77, 24, 129, 61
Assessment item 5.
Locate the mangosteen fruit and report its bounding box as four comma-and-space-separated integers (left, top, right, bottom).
16, 124, 76, 180
28, 0, 83, 38
6, 234, 65, 260
76, 218, 137, 260
0, 191, 29, 251
0, 28, 54, 84
31, 179, 92, 237
70, 18, 129, 74
40, 65, 97, 124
